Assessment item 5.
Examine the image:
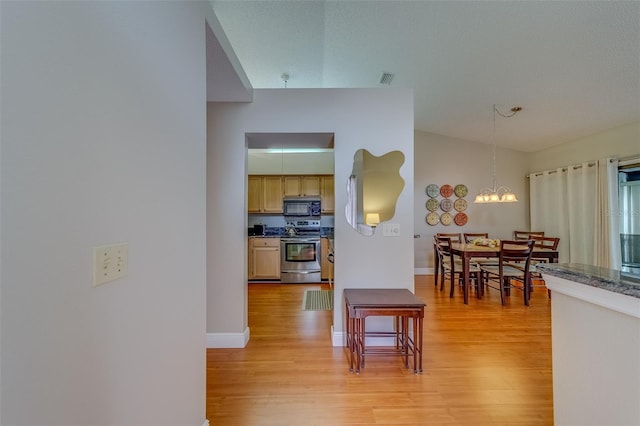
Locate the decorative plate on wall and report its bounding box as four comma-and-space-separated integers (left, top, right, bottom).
440, 198, 453, 212
454, 184, 468, 198
454, 198, 467, 212
426, 198, 439, 212
426, 212, 440, 226
426, 184, 440, 198
454, 212, 468, 226
440, 184, 454, 198
440, 212, 453, 226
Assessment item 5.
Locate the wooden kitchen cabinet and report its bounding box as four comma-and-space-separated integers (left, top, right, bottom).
249, 237, 280, 279
301, 176, 321, 196
263, 176, 284, 213
249, 174, 333, 214
321, 237, 334, 280
320, 176, 334, 213
283, 175, 320, 197
248, 176, 262, 213
283, 176, 301, 197
248, 176, 284, 213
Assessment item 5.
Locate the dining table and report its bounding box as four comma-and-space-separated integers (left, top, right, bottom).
448, 242, 559, 304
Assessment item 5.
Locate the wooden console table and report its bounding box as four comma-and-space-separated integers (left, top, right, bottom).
344, 288, 426, 374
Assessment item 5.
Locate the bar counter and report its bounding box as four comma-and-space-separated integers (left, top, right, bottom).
536, 262, 640, 299
536, 262, 640, 426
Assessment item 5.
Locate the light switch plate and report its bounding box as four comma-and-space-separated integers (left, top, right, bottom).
383, 223, 400, 236
93, 243, 128, 287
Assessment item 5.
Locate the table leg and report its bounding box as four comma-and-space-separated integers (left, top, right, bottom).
434, 244, 439, 287
417, 315, 424, 373
402, 316, 409, 368
358, 317, 365, 371
413, 316, 420, 374
394, 316, 400, 350
462, 255, 470, 304
351, 318, 360, 373
346, 302, 354, 373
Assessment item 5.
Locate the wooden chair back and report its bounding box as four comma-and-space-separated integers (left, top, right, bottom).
513, 230, 545, 240
436, 233, 462, 243
464, 233, 489, 243
500, 240, 535, 266
531, 236, 560, 250
434, 235, 452, 258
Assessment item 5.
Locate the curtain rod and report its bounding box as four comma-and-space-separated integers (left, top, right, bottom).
526, 162, 596, 178
526, 155, 640, 178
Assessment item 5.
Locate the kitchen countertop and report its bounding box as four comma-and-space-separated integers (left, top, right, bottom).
536, 263, 640, 299
249, 227, 333, 238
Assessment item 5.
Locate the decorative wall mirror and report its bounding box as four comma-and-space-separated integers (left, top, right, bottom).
346, 149, 405, 235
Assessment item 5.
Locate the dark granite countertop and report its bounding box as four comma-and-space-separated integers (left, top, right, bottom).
536, 263, 640, 299
249, 227, 334, 238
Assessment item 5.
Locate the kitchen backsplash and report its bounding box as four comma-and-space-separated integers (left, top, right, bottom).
249, 214, 334, 229
249, 215, 334, 238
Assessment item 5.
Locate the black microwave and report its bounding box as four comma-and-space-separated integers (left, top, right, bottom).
283, 197, 321, 217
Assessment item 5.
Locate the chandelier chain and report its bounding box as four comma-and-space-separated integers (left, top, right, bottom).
492, 104, 497, 190
474, 104, 522, 203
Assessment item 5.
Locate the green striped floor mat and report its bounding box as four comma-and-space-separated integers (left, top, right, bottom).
302, 289, 334, 311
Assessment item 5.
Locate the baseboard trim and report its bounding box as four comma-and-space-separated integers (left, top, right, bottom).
332, 326, 345, 347
415, 268, 433, 275
206, 328, 250, 348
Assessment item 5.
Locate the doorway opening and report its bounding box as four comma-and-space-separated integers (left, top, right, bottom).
246, 132, 335, 285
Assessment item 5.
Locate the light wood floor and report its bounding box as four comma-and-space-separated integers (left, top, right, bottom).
206, 275, 553, 425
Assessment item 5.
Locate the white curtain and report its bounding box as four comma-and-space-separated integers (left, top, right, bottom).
594, 158, 621, 268
530, 167, 571, 263
530, 159, 619, 267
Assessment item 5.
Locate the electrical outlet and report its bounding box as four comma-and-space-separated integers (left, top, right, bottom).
383, 223, 400, 236
93, 243, 128, 287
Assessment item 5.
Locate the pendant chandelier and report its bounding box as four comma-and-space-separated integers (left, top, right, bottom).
474, 104, 522, 203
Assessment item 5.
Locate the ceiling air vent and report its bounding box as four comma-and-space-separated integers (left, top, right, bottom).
379, 72, 395, 85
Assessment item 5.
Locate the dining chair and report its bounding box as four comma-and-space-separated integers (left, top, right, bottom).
513, 230, 545, 240
435, 233, 463, 283
463, 232, 493, 286
433, 236, 450, 290
480, 240, 535, 306
436, 236, 481, 298
530, 236, 560, 297
463, 232, 489, 243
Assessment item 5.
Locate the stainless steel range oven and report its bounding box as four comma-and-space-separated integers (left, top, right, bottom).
280, 219, 322, 283
280, 238, 321, 283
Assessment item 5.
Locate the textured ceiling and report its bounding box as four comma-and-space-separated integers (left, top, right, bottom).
211, 0, 640, 152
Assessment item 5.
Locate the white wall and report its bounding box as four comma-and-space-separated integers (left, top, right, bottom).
528, 121, 640, 172
1, 1, 214, 424
207, 88, 414, 346
414, 131, 530, 271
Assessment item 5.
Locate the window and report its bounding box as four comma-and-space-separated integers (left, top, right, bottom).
619, 165, 640, 271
